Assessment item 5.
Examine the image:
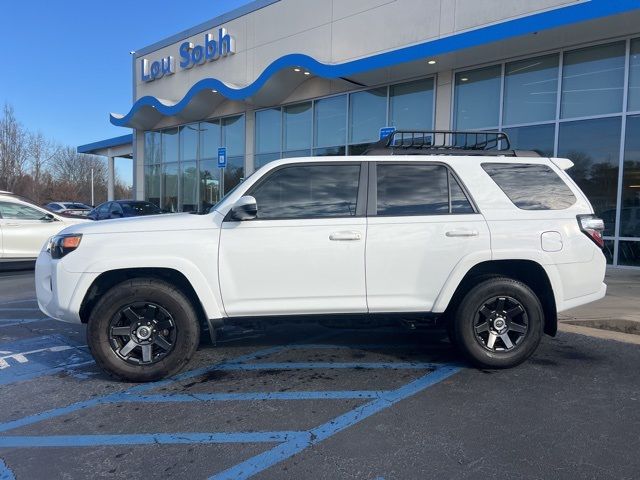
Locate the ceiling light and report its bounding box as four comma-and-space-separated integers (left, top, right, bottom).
304, 71, 311, 76
294, 68, 301, 72
212, 89, 218, 93
461, 77, 469, 82
427, 59, 437, 65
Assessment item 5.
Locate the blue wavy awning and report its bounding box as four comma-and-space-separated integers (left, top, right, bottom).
111, 0, 640, 128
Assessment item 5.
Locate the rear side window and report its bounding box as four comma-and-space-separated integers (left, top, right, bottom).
482, 163, 577, 210
376, 164, 474, 216
250, 164, 361, 219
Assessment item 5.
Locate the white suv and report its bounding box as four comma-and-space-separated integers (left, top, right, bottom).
35, 131, 606, 381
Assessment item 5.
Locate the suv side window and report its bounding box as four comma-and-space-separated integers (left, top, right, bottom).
250, 164, 361, 219
376, 164, 474, 216
482, 163, 577, 210
0, 201, 46, 220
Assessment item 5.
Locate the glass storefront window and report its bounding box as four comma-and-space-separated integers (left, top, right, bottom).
503, 54, 558, 125
315, 95, 347, 148
558, 117, 622, 235
621, 115, 640, 237
561, 42, 625, 119
255, 108, 281, 155
629, 39, 640, 112
349, 88, 386, 145
180, 161, 198, 212
255, 152, 281, 170
222, 115, 245, 157
618, 241, 640, 266
144, 164, 161, 208
454, 65, 501, 129
200, 120, 220, 159
179, 124, 198, 161
503, 124, 555, 157
284, 103, 312, 153
224, 156, 245, 193
389, 79, 434, 131
144, 132, 161, 164
161, 128, 179, 163
161, 162, 179, 212
199, 159, 221, 211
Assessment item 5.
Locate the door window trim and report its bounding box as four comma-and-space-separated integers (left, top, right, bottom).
367, 161, 479, 217
226, 161, 368, 222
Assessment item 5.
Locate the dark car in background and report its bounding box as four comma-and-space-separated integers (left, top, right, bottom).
87, 200, 163, 220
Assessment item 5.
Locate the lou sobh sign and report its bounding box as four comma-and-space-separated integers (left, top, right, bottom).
140, 27, 236, 83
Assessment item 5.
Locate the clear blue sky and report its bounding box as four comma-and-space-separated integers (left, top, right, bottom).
0, 0, 253, 185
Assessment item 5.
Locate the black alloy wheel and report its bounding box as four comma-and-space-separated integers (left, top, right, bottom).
109, 302, 177, 365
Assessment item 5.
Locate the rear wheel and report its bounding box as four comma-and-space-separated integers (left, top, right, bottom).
453, 277, 543, 368
87, 278, 200, 382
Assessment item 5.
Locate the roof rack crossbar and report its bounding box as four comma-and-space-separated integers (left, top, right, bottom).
367, 130, 511, 155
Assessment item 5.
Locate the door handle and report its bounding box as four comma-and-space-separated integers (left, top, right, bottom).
446, 230, 479, 237
329, 231, 362, 241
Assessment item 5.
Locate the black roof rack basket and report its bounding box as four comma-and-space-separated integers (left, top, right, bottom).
364, 130, 540, 157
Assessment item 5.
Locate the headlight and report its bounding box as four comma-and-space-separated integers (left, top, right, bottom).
50, 234, 82, 259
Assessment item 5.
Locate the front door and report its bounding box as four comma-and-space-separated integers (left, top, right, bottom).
219, 162, 367, 317
365, 162, 490, 312
0, 201, 63, 259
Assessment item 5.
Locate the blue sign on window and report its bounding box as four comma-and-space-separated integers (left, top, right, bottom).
379, 127, 396, 141
217, 147, 227, 168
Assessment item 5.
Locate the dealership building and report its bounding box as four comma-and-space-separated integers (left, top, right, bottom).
78, 0, 640, 267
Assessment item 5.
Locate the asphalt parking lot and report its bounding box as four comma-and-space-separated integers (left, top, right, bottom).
1, 271, 639, 480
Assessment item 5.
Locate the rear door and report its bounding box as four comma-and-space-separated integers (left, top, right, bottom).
219, 162, 368, 317
365, 162, 490, 312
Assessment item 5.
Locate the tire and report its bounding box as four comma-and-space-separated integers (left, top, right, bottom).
87, 278, 200, 382
452, 277, 543, 369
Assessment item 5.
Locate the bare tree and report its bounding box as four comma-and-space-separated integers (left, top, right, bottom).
0, 103, 29, 192
50, 147, 108, 205
26, 132, 59, 203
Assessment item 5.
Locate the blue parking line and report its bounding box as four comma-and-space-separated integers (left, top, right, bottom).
115, 391, 386, 402
210, 365, 461, 480
217, 362, 442, 371
0, 431, 307, 448
0, 459, 16, 480
0, 318, 49, 328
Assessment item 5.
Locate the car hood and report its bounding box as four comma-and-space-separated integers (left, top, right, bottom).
62, 212, 219, 235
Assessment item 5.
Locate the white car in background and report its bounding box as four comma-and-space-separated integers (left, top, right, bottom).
46, 202, 93, 216
0, 191, 88, 266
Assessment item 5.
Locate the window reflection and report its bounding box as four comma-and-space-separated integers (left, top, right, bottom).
250, 165, 360, 219
315, 95, 347, 149
503, 124, 555, 157
199, 159, 221, 212
561, 42, 625, 119
454, 65, 501, 129
349, 88, 387, 145
161, 128, 179, 163
482, 163, 577, 210
618, 241, 640, 266
284, 103, 312, 153
503, 55, 558, 125
377, 164, 473, 216
622, 115, 640, 237
629, 39, 640, 112
144, 164, 161, 208
180, 161, 198, 212
161, 163, 179, 212
558, 117, 621, 234
390, 79, 434, 130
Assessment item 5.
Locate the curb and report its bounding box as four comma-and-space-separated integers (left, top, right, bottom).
558, 322, 640, 345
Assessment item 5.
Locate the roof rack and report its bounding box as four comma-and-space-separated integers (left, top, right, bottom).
364, 130, 540, 157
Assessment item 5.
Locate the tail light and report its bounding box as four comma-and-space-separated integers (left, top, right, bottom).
577, 215, 605, 249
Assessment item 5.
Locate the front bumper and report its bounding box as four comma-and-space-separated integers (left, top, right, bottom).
35, 251, 95, 323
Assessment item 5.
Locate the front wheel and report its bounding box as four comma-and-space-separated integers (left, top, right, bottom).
452, 277, 543, 369
87, 278, 200, 382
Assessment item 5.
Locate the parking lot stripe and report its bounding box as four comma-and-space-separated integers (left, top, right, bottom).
0, 318, 49, 328
0, 458, 16, 480
0, 431, 308, 448
216, 361, 443, 370
115, 391, 387, 402
209, 364, 461, 480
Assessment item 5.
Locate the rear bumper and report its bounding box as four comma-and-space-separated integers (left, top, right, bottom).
557, 282, 607, 312
35, 252, 96, 323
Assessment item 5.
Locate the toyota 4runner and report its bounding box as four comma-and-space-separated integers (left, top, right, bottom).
35, 131, 607, 381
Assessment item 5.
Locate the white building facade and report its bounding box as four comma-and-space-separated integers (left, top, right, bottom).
81, 0, 640, 267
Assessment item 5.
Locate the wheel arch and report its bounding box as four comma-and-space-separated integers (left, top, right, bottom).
79, 268, 216, 333
437, 259, 558, 336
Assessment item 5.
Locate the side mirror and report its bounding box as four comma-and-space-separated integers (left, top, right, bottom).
42, 213, 56, 222
229, 195, 257, 221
